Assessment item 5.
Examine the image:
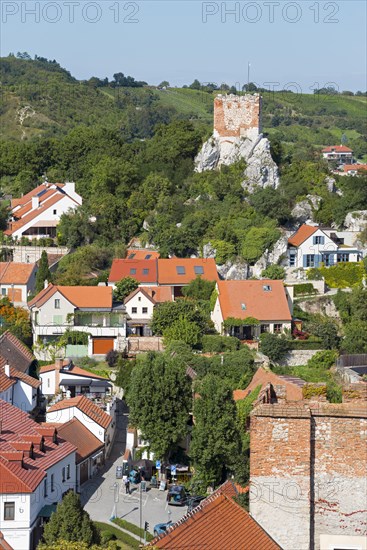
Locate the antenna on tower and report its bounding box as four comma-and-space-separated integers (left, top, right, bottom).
247, 62, 251, 90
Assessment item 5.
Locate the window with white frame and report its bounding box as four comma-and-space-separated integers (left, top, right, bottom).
54, 299, 60, 309
4, 502, 15, 521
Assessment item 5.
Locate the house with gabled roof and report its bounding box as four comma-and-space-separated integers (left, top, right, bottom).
0, 399, 76, 550
287, 224, 362, 268
0, 360, 41, 412
0, 331, 35, 375
148, 479, 280, 549
123, 286, 173, 337
46, 395, 116, 458
0, 262, 37, 306
5, 181, 82, 241
321, 145, 353, 165
234, 366, 306, 404
211, 280, 293, 340
28, 283, 127, 358
39, 358, 112, 398
48, 418, 105, 488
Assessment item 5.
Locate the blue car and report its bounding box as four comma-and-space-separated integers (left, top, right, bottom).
153, 521, 173, 537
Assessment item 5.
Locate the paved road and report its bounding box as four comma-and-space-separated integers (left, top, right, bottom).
81, 398, 188, 536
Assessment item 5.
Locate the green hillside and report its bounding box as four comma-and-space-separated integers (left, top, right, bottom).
1, 56, 366, 159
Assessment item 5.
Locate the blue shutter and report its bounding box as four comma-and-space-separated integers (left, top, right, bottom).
303, 255, 308, 268
314, 255, 322, 268
329, 254, 335, 266
320, 236, 325, 245
312, 237, 316, 245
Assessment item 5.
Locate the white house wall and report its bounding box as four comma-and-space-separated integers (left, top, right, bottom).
290, 229, 337, 268
12, 380, 36, 413
211, 296, 224, 334
46, 406, 106, 443
12, 196, 79, 239
40, 371, 56, 396
125, 292, 154, 321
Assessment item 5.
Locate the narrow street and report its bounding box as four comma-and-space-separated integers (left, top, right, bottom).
81, 398, 188, 535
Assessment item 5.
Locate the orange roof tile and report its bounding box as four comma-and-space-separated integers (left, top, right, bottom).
9, 366, 41, 389
150, 491, 280, 549
343, 163, 367, 172
322, 145, 353, 153
6, 193, 65, 235
47, 395, 112, 429
0, 531, 14, 550
126, 249, 160, 260
0, 262, 36, 285
108, 259, 158, 284
288, 224, 318, 247
235, 366, 305, 402
217, 280, 292, 322
146, 286, 173, 303
0, 400, 76, 494
40, 361, 108, 380
124, 287, 156, 305
29, 283, 113, 308
158, 258, 219, 285
56, 418, 104, 463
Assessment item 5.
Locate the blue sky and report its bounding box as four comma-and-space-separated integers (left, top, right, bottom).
1, 1, 366, 91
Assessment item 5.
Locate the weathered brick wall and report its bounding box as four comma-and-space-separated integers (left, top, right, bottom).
313, 414, 367, 543
250, 404, 367, 550
213, 94, 261, 138
250, 408, 311, 550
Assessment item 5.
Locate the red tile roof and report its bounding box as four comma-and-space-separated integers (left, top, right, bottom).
217, 280, 292, 322
0, 364, 16, 392
39, 362, 108, 380
322, 145, 353, 153
0, 331, 34, 374
56, 418, 104, 463
0, 400, 76, 493
47, 395, 112, 429
147, 286, 173, 303
288, 224, 318, 247
124, 287, 156, 305
126, 249, 160, 260
150, 489, 280, 549
28, 283, 113, 309
0, 262, 36, 284
0, 365, 41, 391
343, 163, 367, 172
108, 259, 158, 284
0, 531, 14, 550
158, 258, 219, 285
234, 367, 305, 402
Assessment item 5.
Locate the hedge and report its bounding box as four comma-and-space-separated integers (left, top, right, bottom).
288, 340, 325, 350
202, 335, 240, 353
308, 262, 365, 289
93, 522, 140, 549
112, 518, 154, 542
293, 283, 317, 297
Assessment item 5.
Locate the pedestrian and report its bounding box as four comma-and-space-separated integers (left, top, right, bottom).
125, 477, 130, 495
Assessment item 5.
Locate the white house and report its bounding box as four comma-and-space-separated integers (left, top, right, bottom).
287, 224, 363, 269
0, 400, 76, 550
0, 263, 37, 307
0, 362, 41, 412
39, 358, 112, 398
46, 395, 116, 458
54, 418, 105, 488
211, 280, 293, 339
124, 287, 158, 337
28, 283, 127, 359
342, 163, 367, 176
5, 181, 82, 241
321, 145, 353, 165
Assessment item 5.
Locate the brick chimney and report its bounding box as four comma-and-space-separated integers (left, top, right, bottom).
55, 358, 64, 387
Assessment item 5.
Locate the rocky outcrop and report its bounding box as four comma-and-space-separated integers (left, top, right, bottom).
251, 233, 290, 278
291, 195, 322, 224
217, 261, 250, 280
195, 133, 279, 191
344, 210, 367, 232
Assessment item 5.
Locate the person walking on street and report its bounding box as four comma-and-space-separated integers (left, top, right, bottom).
124, 478, 130, 495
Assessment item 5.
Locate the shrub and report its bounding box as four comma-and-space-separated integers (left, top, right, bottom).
261, 265, 286, 280
302, 384, 327, 399
293, 283, 317, 296
260, 333, 290, 362
326, 380, 343, 403
163, 316, 202, 347
202, 335, 240, 353
288, 340, 324, 350
312, 262, 365, 289
100, 531, 116, 545
105, 349, 119, 368
307, 350, 338, 370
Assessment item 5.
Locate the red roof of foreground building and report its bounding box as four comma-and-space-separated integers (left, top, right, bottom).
158, 258, 219, 285
322, 145, 353, 153
0, 531, 14, 550
56, 418, 104, 463
47, 395, 112, 429
288, 224, 319, 247
108, 259, 158, 284
217, 280, 292, 322
149, 482, 280, 550
0, 400, 76, 493
39, 361, 108, 380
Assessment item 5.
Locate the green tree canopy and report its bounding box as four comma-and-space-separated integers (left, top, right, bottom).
163, 316, 201, 347
42, 491, 98, 546
127, 352, 192, 460
190, 374, 241, 489
181, 277, 216, 301
150, 299, 209, 335
343, 320, 367, 353
113, 277, 139, 302
35, 250, 52, 293
260, 333, 290, 362
261, 264, 286, 280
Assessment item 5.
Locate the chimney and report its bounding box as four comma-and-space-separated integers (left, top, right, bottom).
4, 363, 10, 377
55, 358, 64, 370
32, 196, 40, 209
55, 358, 64, 388
44, 279, 49, 289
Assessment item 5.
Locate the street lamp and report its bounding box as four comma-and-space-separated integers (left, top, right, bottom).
110, 482, 119, 520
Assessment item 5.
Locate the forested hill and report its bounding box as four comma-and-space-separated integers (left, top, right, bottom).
1, 55, 366, 160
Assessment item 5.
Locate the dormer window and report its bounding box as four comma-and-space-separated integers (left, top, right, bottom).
194, 266, 204, 275
176, 266, 185, 275
130, 268, 137, 275
241, 303, 246, 310
263, 285, 272, 292
143, 269, 149, 275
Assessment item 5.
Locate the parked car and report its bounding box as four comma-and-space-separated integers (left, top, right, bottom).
153, 521, 174, 537
167, 485, 187, 506
187, 495, 206, 512
116, 466, 123, 479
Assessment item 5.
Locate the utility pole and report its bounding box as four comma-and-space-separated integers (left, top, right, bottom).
139, 481, 142, 545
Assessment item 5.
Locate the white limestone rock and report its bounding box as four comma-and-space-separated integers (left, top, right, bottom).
217, 261, 250, 280
195, 133, 279, 191
344, 210, 367, 232
291, 195, 322, 224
